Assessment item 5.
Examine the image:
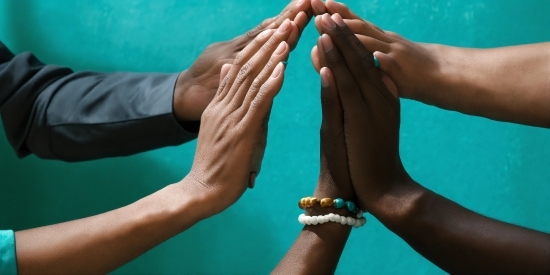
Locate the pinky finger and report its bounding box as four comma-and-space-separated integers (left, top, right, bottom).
243, 63, 285, 126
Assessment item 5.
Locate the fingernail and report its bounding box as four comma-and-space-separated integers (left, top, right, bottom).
322, 14, 336, 30
296, 0, 304, 6
274, 41, 287, 55
320, 67, 330, 87
271, 63, 284, 78
278, 19, 291, 33
331, 13, 345, 26
312, 0, 324, 11
258, 29, 273, 38
321, 34, 333, 52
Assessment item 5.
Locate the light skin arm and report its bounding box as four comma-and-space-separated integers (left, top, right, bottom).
311, 0, 550, 128
14, 15, 298, 274
319, 13, 550, 274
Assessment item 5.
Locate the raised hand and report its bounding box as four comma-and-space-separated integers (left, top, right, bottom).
185, 19, 295, 216
173, 0, 311, 123
272, 43, 356, 275
315, 13, 414, 219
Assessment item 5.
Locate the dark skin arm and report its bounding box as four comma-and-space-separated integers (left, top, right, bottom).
273, 53, 356, 274
318, 13, 550, 274
311, 0, 550, 128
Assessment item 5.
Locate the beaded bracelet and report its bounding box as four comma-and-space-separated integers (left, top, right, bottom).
298, 197, 358, 213
298, 211, 366, 228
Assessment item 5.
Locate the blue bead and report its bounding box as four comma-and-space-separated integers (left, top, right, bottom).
334, 198, 345, 209
346, 201, 356, 212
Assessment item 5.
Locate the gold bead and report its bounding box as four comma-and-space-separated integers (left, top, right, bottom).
305, 197, 313, 207
310, 197, 319, 206
298, 199, 305, 209
320, 198, 333, 208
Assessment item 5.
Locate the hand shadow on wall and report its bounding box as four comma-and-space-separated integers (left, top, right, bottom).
1, 0, 279, 272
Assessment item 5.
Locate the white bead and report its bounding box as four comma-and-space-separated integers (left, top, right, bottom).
311, 216, 319, 225
347, 217, 355, 225
317, 216, 324, 224
327, 213, 335, 222
298, 214, 306, 225
360, 217, 367, 226
305, 216, 312, 225
333, 214, 341, 222
356, 210, 363, 218
353, 220, 361, 228
340, 216, 347, 225
320, 216, 328, 223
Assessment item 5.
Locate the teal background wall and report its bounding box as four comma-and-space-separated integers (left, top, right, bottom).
1, 0, 549, 274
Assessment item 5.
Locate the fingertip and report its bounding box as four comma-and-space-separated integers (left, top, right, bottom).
331, 13, 345, 26
270, 62, 285, 79
314, 16, 323, 34
311, 46, 322, 73
220, 63, 232, 81
320, 67, 330, 88
248, 172, 256, 189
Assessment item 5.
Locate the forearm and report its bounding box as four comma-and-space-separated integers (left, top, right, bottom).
15, 177, 209, 274
375, 181, 550, 274
419, 42, 550, 127
273, 182, 353, 274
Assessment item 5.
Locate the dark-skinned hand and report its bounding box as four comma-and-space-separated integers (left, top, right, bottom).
316, 13, 414, 218
173, 0, 312, 123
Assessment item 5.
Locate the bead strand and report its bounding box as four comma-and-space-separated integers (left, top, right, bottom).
298, 210, 366, 228
298, 197, 358, 213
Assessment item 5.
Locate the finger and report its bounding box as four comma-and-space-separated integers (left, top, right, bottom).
219, 64, 232, 83
248, 172, 257, 189
311, 0, 327, 15
217, 28, 274, 99
374, 51, 400, 99
311, 46, 322, 72
323, 13, 399, 112
318, 34, 364, 113
286, 21, 301, 51
357, 35, 391, 53
233, 41, 289, 110
344, 19, 391, 43
287, 11, 309, 50
320, 67, 344, 136
325, 0, 362, 20
314, 15, 323, 35
243, 62, 285, 127
222, 19, 292, 102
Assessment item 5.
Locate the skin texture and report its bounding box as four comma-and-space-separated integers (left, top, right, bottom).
273, 64, 354, 274
174, 0, 311, 124
311, 12, 550, 274
311, 0, 550, 128
14, 13, 301, 274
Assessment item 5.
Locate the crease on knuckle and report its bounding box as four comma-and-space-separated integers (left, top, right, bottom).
236, 63, 252, 84
250, 78, 263, 92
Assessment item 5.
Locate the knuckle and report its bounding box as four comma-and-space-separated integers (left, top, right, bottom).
236, 62, 252, 83
251, 78, 263, 92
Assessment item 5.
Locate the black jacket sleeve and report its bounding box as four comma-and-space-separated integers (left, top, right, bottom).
0, 41, 197, 162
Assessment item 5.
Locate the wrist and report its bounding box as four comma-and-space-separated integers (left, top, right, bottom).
169, 177, 217, 222
368, 178, 427, 233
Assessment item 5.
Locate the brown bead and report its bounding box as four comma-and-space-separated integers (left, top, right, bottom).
298, 199, 305, 209
305, 197, 313, 207
310, 197, 319, 206
320, 198, 334, 208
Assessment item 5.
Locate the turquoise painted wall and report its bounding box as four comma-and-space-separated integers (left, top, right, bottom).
1, 0, 549, 274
